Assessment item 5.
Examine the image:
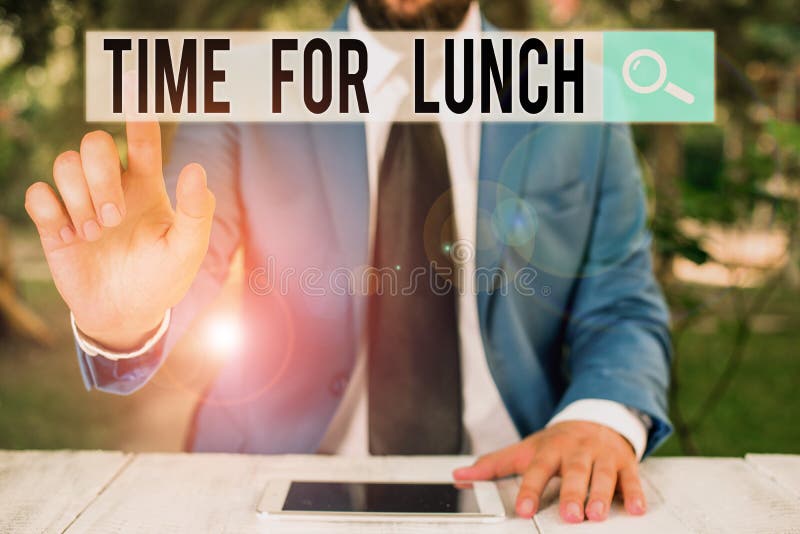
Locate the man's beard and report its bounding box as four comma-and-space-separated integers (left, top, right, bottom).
353, 0, 473, 30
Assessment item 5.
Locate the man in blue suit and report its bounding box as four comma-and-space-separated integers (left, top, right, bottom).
24, 0, 671, 525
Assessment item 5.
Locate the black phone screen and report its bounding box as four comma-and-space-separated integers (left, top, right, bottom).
282, 481, 480, 514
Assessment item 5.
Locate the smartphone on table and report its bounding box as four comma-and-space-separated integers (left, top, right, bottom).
258, 479, 506, 523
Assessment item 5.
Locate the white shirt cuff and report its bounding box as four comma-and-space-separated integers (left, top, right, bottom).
547, 398, 651, 460
71, 309, 171, 361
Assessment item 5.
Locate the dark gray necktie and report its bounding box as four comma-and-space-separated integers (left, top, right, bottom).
367, 122, 463, 455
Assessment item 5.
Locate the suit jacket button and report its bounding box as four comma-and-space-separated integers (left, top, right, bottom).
329, 372, 349, 397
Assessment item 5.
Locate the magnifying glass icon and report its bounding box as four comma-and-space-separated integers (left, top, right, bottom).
622, 49, 695, 104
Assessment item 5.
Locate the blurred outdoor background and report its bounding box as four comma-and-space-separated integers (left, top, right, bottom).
0, 0, 798, 456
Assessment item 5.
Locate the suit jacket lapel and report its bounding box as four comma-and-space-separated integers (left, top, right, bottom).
476, 121, 539, 333
308, 122, 370, 266
312, 4, 370, 266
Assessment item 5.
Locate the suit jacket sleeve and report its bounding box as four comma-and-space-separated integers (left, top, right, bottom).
556, 123, 672, 456
76, 123, 243, 394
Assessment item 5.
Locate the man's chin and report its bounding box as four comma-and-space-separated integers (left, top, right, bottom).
354, 0, 472, 30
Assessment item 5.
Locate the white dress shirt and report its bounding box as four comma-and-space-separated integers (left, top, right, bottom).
75, 2, 650, 459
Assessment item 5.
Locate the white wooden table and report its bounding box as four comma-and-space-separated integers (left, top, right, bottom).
1, 451, 798, 533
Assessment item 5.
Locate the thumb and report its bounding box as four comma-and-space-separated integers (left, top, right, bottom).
167, 162, 215, 256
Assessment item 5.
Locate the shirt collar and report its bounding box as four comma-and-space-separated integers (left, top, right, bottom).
348, 2, 481, 96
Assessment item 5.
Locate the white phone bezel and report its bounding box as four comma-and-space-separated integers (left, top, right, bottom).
257, 479, 506, 523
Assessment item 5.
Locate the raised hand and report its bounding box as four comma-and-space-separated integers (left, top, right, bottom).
25, 119, 215, 351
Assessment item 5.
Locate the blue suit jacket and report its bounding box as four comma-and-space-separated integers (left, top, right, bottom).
76, 6, 672, 456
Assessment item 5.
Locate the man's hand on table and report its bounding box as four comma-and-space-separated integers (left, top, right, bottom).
453, 421, 646, 523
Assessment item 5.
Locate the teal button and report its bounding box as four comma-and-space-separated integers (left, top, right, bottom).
603, 31, 715, 122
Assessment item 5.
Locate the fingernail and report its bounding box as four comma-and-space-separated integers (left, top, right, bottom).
587, 500, 605, 520
453, 467, 477, 479
83, 219, 102, 241
517, 498, 535, 517
629, 497, 646, 515
564, 501, 583, 522
181, 163, 207, 193
100, 203, 122, 227
59, 226, 75, 244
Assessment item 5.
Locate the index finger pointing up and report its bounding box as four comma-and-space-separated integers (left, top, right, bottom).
126, 118, 162, 178
124, 70, 163, 179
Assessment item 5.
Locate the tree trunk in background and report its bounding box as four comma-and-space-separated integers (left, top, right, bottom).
0, 217, 10, 284
651, 124, 685, 285
0, 216, 53, 347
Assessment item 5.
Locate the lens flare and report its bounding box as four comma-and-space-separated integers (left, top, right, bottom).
206, 313, 243, 359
